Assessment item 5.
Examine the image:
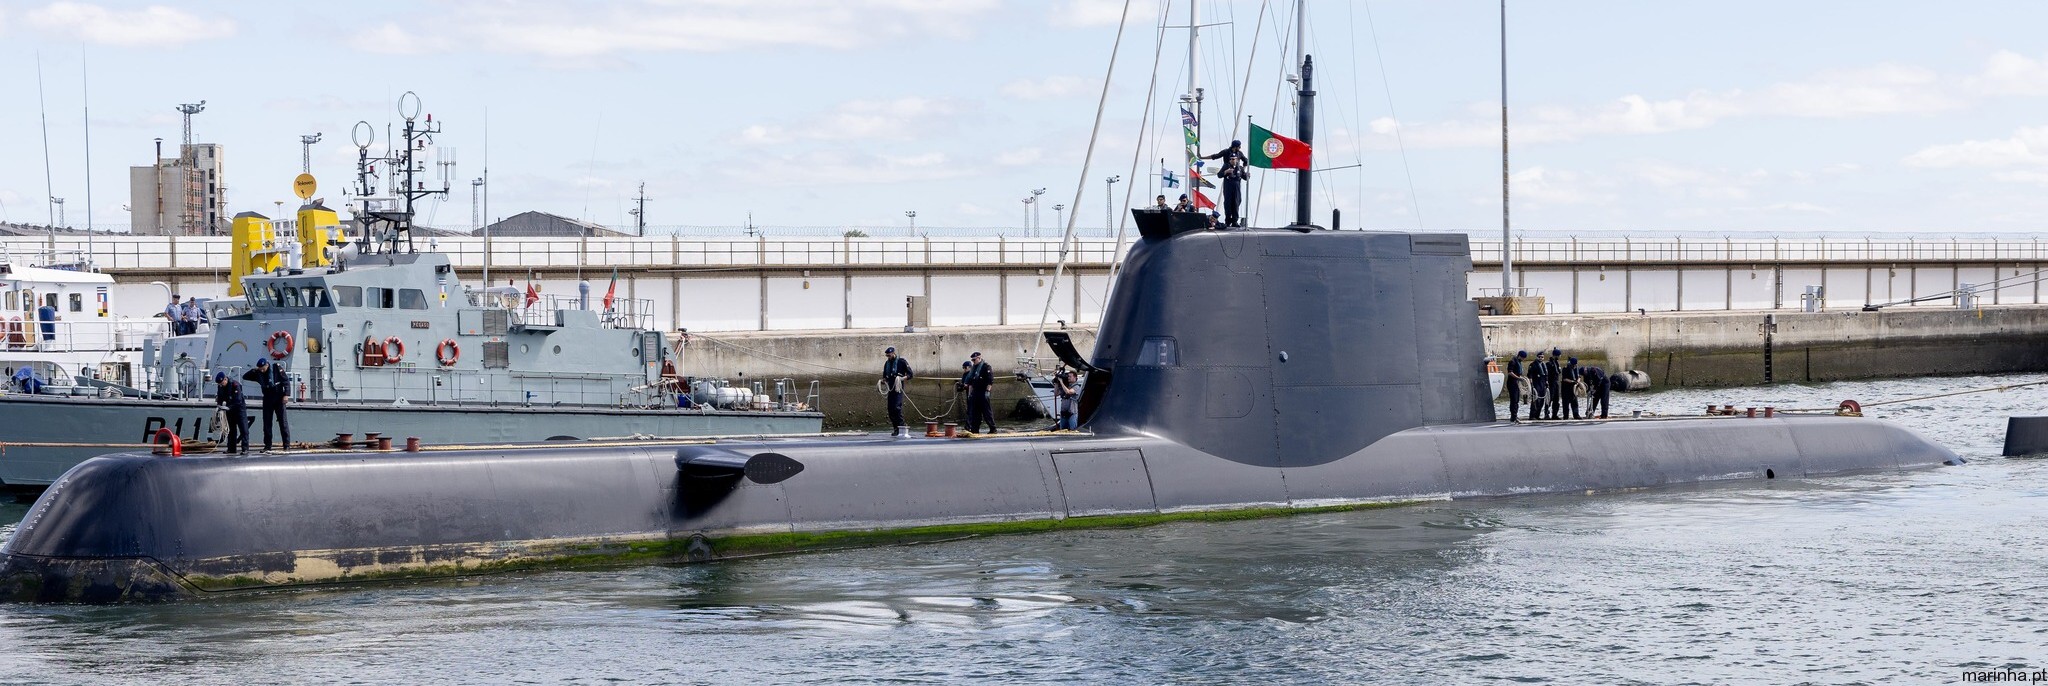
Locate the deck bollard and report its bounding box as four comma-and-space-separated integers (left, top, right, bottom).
925, 421, 940, 437
404, 437, 421, 452
376, 436, 393, 451
944, 423, 958, 438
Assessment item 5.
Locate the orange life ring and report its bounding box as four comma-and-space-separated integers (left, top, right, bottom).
436, 339, 459, 367
266, 330, 294, 359
384, 337, 406, 363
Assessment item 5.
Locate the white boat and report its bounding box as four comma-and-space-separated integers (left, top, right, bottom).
0, 248, 165, 393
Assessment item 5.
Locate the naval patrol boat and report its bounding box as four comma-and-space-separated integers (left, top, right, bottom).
0, 99, 821, 486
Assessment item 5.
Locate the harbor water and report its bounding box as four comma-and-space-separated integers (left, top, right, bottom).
0, 374, 2041, 684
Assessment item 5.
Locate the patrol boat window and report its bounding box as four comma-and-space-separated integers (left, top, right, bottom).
367, 287, 394, 309
303, 287, 330, 308
332, 286, 363, 307
398, 289, 429, 310
281, 288, 303, 308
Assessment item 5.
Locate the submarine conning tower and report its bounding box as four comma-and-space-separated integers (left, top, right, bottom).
1081, 213, 1495, 468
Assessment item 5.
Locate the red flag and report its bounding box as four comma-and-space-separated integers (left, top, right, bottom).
602, 269, 618, 311
1193, 190, 1216, 210
524, 283, 538, 307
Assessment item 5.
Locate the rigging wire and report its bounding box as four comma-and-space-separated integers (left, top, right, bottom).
1227, 0, 1273, 143
1108, 0, 1178, 287
1248, 0, 1295, 227
1359, 0, 1424, 228
1030, 0, 1137, 363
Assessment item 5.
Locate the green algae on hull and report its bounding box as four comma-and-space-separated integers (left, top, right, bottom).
174, 500, 1427, 597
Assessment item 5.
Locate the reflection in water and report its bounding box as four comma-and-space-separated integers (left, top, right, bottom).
0, 373, 2043, 683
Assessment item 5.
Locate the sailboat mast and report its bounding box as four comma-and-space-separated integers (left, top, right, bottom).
1500, 0, 1514, 294
1187, 0, 1200, 197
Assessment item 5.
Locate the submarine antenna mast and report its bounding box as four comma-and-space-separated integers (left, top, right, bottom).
1500, 0, 1514, 294
1287, 56, 1316, 228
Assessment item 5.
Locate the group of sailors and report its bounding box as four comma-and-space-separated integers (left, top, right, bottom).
881, 347, 1080, 437
1503, 348, 1614, 423
212, 358, 293, 454
162, 294, 209, 336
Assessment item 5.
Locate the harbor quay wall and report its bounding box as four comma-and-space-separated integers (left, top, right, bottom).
706, 305, 2048, 429
1483, 305, 2048, 388
683, 325, 1097, 430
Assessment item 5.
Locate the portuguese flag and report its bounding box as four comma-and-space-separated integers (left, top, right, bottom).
1249, 122, 1311, 170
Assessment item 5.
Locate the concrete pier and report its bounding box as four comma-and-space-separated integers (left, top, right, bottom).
685, 325, 1097, 429
1481, 305, 2048, 387
698, 306, 2048, 428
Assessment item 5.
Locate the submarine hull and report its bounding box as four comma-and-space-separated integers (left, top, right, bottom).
0, 415, 1953, 602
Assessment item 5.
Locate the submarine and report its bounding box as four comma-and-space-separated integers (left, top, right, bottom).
0, 211, 1958, 602
0, 63, 1955, 602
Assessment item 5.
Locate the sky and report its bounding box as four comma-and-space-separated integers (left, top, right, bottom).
4, 0, 2048, 235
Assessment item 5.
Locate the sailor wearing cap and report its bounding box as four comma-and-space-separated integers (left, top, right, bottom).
242, 358, 291, 452
1506, 351, 1529, 423
881, 346, 914, 437
215, 370, 249, 454
965, 352, 997, 434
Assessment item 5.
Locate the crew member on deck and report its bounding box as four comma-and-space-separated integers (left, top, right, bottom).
1578, 364, 1612, 419
243, 358, 291, 452
216, 371, 249, 455
882, 346, 914, 437
965, 352, 997, 434
1505, 351, 1529, 423
1154, 195, 1170, 210
1530, 351, 1550, 420
1560, 356, 1582, 419
1174, 194, 1194, 212
1545, 348, 1566, 420
163, 294, 185, 336
1204, 140, 1249, 227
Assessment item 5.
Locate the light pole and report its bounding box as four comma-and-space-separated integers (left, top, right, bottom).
1021, 196, 1033, 235
1105, 176, 1121, 234
50, 197, 65, 228
904, 210, 917, 235
1052, 204, 1065, 233
1030, 188, 1047, 237
300, 133, 322, 174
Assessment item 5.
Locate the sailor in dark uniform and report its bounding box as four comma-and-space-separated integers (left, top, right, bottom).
964, 352, 997, 434
1560, 356, 1582, 419
243, 358, 291, 452
215, 371, 248, 454
1578, 365, 1612, 419
881, 346, 913, 437
1545, 348, 1566, 420
1529, 351, 1550, 420
1203, 140, 1249, 227
1505, 351, 1529, 423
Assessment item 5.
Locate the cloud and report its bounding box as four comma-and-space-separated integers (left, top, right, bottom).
1369, 63, 1961, 149
353, 0, 999, 58
724, 149, 968, 187
26, 2, 235, 47
1049, 0, 1156, 28
1967, 50, 2048, 97
736, 97, 973, 145
994, 147, 1044, 166
1903, 126, 2048, 168
1508, 167, 1613, 207
1000, 76, 1094, 101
